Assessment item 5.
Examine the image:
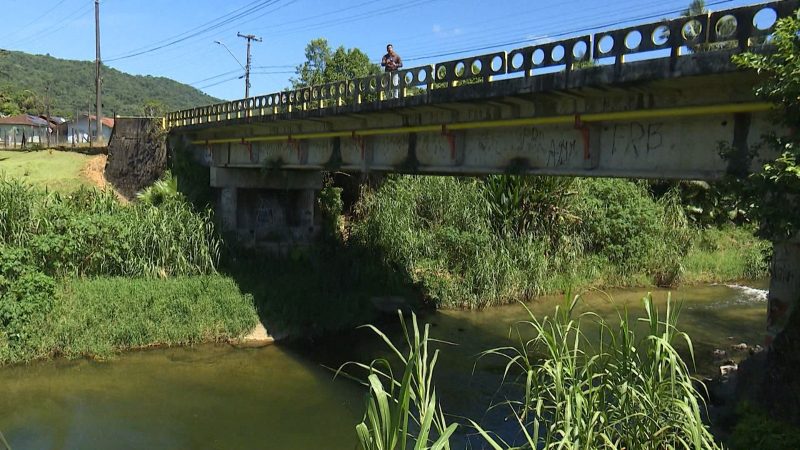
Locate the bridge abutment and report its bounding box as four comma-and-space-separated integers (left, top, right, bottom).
211, 167, 322, 248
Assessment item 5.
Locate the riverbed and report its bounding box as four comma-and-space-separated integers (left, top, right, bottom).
0, 282, 768, 449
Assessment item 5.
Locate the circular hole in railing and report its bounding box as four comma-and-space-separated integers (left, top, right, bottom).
716, 14, 738, 39
437, 65, 447, 80
491, 55, 503, 71
275, 94, 281, 105
381, 77, 388, 88
405, 72, 414, 84
303, 90, 310, 101
682, 19, 703, 42
625, 30, 642, 49
471, 60, 482, 75
359, 80, 366, 91
312, 89, 319, 99
369, 78, 377, 91
391, 73, 400, 87
267, 96, 273, 106
348, 81, 356, 94
249, 99, 255, 108
532, 48, 545, 65
330, 85, 337, 96
598, 35, 614, 54
281, 94, 287, 104
753, 7, 777, 31
454, 61, 466, 77
572, 41, 588, 59
417, 69, 427, 83
339, 83, 346, 95
652, 25, 670, 45
551, 45, 565, 62
511, 52, 524, 69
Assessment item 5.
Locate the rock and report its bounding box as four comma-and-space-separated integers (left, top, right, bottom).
749, 344, 764, 355
720, 364, 739, 377
712, 349, 728, 359
234, 322, 275, 348
731, 343, 748, 351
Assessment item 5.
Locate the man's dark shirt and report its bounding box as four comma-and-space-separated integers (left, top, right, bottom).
382, 52, 402, 72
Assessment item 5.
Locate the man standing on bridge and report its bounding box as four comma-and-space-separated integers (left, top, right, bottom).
381, 44, 403, 99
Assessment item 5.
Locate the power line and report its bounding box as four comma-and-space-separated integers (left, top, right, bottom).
3, 1, 91, 48
106, 0, 283, 62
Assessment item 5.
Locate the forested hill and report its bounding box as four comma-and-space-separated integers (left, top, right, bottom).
0, 50, 220, 118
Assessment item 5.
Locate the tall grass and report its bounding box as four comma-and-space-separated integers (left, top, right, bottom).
351, 176, 699, 309
340, 312, 457, 450
475, 294, 719, 449
0, 177, 219, 277
351, 296, 722, 449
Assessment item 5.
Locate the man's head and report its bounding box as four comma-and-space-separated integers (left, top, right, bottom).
386, 44, 394, 54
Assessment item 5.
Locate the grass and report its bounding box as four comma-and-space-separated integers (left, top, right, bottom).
0, 275, 258, 364
349, 175, 766, 310
0, 149, 95, 193
349, 295, 721, 449
683, 226, 771, 283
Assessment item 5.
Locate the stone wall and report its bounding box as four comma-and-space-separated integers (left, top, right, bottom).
105, 118, 167, 198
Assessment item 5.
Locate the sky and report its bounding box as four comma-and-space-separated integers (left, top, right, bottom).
0, 0, 774, 101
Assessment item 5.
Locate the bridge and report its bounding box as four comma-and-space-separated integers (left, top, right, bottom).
164, 2, 800, 344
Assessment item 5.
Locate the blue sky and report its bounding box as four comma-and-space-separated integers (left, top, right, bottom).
0, 0, 770, 100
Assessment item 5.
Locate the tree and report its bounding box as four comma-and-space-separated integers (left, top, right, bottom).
291, 38, 380, 88
142, 99, 166, 117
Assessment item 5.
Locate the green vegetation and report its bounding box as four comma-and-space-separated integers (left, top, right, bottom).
341, 313, 456, 449
729, 14, 800, 241
0, 50, 219, 117
349, 175, 766, 310
0, 177, 256, 364
0, 149, 95, 193
2, 275, 256, 364
729, 402, 800, 450
351, 295, 720, 449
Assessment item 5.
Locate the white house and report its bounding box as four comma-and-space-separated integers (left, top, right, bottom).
68, 114, 115, 144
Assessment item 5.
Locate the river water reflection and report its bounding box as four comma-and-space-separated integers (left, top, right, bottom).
0, 283, 767, 449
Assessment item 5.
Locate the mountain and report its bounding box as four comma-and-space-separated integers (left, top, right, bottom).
0, 49, 220, 118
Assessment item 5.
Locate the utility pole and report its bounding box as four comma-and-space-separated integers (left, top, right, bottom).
237, 32, 261, 99
95, 0, 102, 144
45, 85, 50, 147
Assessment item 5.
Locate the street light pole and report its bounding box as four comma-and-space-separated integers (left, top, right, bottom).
236, 32, 261, 99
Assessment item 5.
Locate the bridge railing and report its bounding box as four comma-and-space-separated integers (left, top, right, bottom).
166, 0, 797, 129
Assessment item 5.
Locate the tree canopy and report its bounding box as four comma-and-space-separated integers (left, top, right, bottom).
291, 38, 380, 88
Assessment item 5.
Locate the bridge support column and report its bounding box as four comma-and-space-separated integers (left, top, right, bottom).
211, 167, 322, 247
219, 186, 238, 232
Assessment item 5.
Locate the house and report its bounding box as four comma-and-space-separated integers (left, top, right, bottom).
0, 114, 50, 148
67, 114, 115, 144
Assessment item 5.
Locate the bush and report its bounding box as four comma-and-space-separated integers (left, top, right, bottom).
350, 175, 694, 308
0, 178, 220, 278
0, 246, 54, 355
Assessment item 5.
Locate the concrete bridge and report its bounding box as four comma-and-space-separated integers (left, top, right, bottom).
165, 1, 800, 343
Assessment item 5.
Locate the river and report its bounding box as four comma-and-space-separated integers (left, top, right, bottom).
0, 282, 768, 449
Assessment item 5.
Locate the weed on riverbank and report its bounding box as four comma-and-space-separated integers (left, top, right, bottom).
350, 295, 721, 449
350, 175, 767, 310
0, 178, 255, 365
0, 275, 257, 364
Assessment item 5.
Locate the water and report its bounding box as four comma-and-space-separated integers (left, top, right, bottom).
0, 283, 768, 449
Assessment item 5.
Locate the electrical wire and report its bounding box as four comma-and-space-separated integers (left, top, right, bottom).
106, 0, 284, 62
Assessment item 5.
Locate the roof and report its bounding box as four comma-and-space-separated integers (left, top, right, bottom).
87, 115, 115, 128
0, 114, 50, 127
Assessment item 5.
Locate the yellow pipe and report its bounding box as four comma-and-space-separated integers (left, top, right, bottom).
189, 102, 774, 145
581, 102, 773, 122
